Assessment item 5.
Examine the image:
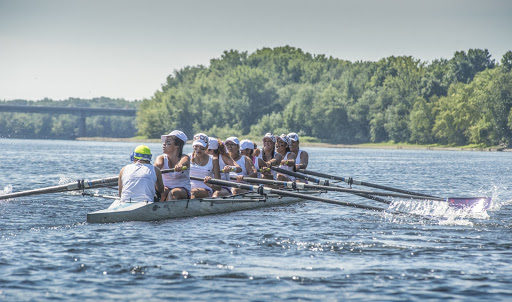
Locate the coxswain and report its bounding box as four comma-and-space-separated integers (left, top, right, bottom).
118, 145, 164, 203
287, 132, 308, 170
190, 137, 221, 198
154, 130, 190, 201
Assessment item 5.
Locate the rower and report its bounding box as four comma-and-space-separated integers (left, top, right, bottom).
225, 136, 257, 194
240, 139, 258, 170
207, 138, 241, 197
190, 137, 221, 198
287, 132, 308, 170
154, 130, 190, 201
275, 134, 297, 181
119, 145, 164, 203
259, 132, 283, 179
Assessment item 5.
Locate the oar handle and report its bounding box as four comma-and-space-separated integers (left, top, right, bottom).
161, 166, 188, 174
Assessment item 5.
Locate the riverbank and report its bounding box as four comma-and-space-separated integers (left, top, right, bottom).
75, 137, 511, 152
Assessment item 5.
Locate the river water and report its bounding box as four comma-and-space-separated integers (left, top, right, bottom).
1, 139, 511, 301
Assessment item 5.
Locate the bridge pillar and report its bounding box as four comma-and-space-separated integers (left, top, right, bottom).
78, 113, 86, 137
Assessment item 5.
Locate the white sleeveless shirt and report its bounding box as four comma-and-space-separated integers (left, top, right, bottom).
219, 155, 230, 181
162, 154, 191, 192
295, 150, 303, 167
120, 163, 157, 202
279, 152, 295, 180
230, 155, 248, 177
190, 154, 214, 191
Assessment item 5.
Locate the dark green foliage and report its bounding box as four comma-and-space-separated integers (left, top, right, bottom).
138, 46, 511, 146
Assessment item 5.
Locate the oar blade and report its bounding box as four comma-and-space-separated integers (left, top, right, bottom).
447, 197, 492, 210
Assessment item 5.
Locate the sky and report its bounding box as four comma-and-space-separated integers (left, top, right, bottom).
1, 0, 511, 101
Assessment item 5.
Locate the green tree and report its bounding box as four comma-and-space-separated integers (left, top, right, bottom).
502, 51, 512, 71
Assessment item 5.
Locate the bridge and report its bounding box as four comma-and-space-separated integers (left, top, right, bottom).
0, 104, 137, 137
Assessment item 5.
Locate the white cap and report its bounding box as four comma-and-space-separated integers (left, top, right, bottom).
263, 132, 276, 143
208, 138, 219, 150
161, 130, 188, 143
287, 132, 299, 142
225, 136, 240, 145
240, 139, 254, 150
277, 134, 289, 145
193, 133, 209, 143
192, 139, 207, 148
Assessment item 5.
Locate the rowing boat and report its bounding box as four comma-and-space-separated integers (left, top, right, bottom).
87, 190, 321, 223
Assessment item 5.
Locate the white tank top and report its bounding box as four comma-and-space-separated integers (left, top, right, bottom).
295, 150, 303, 166
279, 152, 295, 180
219, 155, 230, 181
230, 155, 248, 177
190, 154, 214, 191
162, 154, 191, 191
253, 156, 262, 178
120, 163, 157, 202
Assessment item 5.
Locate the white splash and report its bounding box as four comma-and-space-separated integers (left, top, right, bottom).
387, 197, 490, 225
1, 184, 13, 195
58, 176, 76, 185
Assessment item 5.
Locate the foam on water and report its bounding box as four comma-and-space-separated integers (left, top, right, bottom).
1, 184, 13, 195
387, 197, 490, 225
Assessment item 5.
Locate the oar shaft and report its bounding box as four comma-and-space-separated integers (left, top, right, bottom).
0, 176, 118, 200
238, 176, 442, 201
191, 176, 385, 212
270, 167, 329, 185
298, 169, 438, 198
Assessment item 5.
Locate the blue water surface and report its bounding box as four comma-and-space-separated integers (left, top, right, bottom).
1, 139, 511, 301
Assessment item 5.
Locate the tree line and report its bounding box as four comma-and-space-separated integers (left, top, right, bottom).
138, 46, 512, 146
0, 97, 138, 139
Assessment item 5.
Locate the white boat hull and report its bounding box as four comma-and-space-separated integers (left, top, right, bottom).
87, 191, 315, 223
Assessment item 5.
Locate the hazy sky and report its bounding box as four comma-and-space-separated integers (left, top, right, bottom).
1, 0, 511, 101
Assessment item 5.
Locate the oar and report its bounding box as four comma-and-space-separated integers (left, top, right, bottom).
297, 169, 492, 210
233, 176, 446, 202
0, 176, 118, 201
297, 168, 437, 198
270, 166, 493, 210
161, 166, 188, 174
270, 166, 393, 204
191, 176, 386, 212
80, 191, 118, 200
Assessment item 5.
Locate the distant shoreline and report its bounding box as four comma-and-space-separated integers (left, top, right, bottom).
75, 137, 511, 152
